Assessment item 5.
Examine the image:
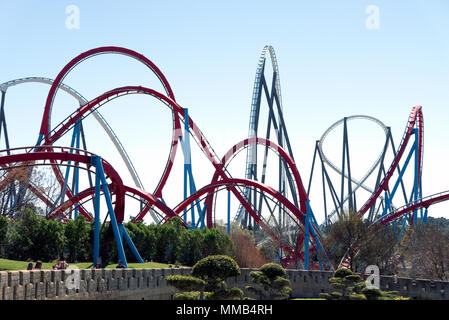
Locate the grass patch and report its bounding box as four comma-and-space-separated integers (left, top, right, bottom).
0, 259, 182, 271
0, 259, 91, 271
105, 262, 185, 269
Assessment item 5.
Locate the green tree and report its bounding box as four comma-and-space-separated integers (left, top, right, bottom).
356, 224, 396, 273
191, 255, 243, 300
324, 211, 367, 271
7, 207, 43, 260
201, 228, 235, 258
0, 215, 8, 257
400, 221, 449, 280
65, 215, 91, 262
124, 221, 156, 262
324, 211, 398, 273
37, 218, 65, 261
245, 263, 292, 300
153, 217, 185, 263
96, 222, 116, 264
7, 208, 65, 261
177, 228, 204, 266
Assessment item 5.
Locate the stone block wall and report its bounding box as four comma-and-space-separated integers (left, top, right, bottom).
0, 267, 191, 300
1, 267, 448, 300
377, 275, 449, 300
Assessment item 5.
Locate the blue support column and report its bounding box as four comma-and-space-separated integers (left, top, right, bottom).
35, 133, 44, 149
180, 108, 207, 229
399, 216, 408, 240
119, 223, 144, 263
92, 158, 101, 267
50, 122, 80, 214
381, 141, 416, 218
306, 201, 333, 271
92, 155, 128, 268
303, 213, 310, 270
182, 108, 193, 225
73, 119, 81, 219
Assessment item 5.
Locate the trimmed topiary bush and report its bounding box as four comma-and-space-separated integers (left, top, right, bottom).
361, 287, 382, 300
173, 291, 213, 300
245, 263, 292, 300
191, 255, 244, 300
349, 293, 367, 300
192, 254, 241, 292
334, 267, 353, 278
259, 263, 286, 278
320, 267, 408, 300
165, 275, 206, 292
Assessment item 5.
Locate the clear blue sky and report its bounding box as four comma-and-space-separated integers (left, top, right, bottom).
1, 1, 449, 223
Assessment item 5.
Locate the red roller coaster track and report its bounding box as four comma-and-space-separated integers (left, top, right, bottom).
1, 46, 447, 272
357, 106, 424, 217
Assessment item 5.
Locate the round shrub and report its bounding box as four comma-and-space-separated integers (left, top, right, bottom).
344, 274, 361, 283
362, 287, 383, 300
334, 267, 353, 278
165, 275, 206, 291
259, 263, 286, 279
349, 293, 367, 300
192, 255, 241, 282
173, 291, 213, 300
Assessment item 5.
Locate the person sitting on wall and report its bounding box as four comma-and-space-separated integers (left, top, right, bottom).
26, 262, 34, 270
34, 261, 42, 270
57, 260, 68, 270
116, 260, 126, 269
95, 257, 102, 269
51, 260, 68, 270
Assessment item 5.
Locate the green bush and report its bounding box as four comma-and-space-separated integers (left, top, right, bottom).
173, 291, 213, 300
246, 263, 291, 300
361, 287, 382, 300
319, 293, 332, 300
349, 293, 367, 300
345, 274, 361, 283
330, 291, 343, 299
259, 263, 286, 278
165, 275, 206, 291
334, 267, 353, 278
192, 254, 241, 290
210, 287, 244, 300
167, 255, 244, 300
322, 268, 407, 300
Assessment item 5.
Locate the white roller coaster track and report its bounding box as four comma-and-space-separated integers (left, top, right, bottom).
318, 115, 391, 222
236, 45, 286, 223
0, 77, 160, 223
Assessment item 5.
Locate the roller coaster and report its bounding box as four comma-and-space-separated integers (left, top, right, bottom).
0, 45, 447, 271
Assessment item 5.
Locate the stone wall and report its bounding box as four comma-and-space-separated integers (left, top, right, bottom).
377, 275, 449, 300
0, 268, 191, 300
1, 267, 448, 300
230, 269, 334, 299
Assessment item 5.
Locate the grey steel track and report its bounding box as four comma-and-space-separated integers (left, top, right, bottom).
318, 115, 390, 223
0, 77, 162, 223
